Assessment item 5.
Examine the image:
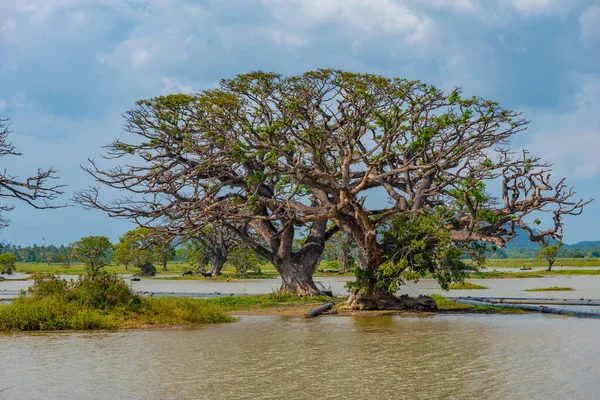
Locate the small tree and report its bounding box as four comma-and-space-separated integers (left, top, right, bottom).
113, 228, 161, 276
228, 248, 261, 275
537, 243, 563, 272
72, 236, 113, 274
178, 238, 211, 272
0, 253, 17, 274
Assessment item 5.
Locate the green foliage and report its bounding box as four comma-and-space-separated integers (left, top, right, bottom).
348, 211, 478, 295
113, 227, 172, 274
0, 253, 17, 274
228, 248, 261, 274
537, 242, 563, 268
382, 211, 473, 290
0, 243, 73, 263
0, 273, 233, 331
28, 272, 136, 309
72, 236, 113, 274
319, 259, 342, 271
178, 238, 210, 270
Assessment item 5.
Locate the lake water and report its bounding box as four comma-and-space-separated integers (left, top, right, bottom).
3, 274, 600, 300
1, 314, 599, 399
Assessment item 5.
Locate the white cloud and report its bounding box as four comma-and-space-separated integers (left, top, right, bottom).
510, 0, 570, 15
579, 6, 600, 47
161, 78, 193, 95
526, 75, 600, 179
0, 18, 18, 42
265, 0, 433, 46
418, 0, 481, 15
266, 29, 307, 47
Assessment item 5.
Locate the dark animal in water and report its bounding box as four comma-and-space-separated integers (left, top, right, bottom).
130, 277, 141, 282
182, 270, 193, 276
199, 271, 212, 279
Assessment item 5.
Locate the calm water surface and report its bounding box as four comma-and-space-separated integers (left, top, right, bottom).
1, 314, 599, 400
3, 274, 600, 299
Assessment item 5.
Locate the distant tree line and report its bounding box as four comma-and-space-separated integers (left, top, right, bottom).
488, 246, 600, 259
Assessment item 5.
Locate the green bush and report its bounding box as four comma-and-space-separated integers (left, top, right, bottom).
0, 273, 233, 331
28, 272, 136, 309
0, 253, 17, 274
28, 274, 70, 299
69, 273, 134, 309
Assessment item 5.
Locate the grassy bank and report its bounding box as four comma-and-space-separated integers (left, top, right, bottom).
0, 273, 234, 332
9, 261, 351, 280
430, 295, 525, 314
524, 286, 575, 292
447, 282, 488, 290
0, 273, 336, 332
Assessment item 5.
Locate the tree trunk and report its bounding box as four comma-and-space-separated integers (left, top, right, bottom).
162, 259, 168, 272
343, 234, 437, 311
340, 250, 348, 273
209, 252, 226, 276
546, 259, 554, 272
274, 258, 322, 296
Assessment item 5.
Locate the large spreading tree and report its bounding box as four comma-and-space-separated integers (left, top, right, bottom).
75, 70, 589, 305
0, 119, 64, 228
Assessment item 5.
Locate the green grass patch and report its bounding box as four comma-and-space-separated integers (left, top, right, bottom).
429, 295, 525, 314
524, 286, 575, 292
467, 270, 542, 279
447, 282, 488, 290
538, 269, 600, 276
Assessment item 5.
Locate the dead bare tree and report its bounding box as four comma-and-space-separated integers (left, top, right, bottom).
0, 119, 64, 228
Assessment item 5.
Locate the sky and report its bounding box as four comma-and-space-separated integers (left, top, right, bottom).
0, 0, 599, 246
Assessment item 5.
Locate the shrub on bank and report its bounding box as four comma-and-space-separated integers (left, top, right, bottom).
0, 273, 233, 331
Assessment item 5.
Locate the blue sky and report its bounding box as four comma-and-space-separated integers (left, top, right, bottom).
0, 0, 599, 245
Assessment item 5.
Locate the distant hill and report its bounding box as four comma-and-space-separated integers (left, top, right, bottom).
491, 228, 600, 259
565, 241, 600, 249
503, 228, 600, 250
504, 228, 558, 249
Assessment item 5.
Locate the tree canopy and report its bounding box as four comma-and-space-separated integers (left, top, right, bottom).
75, 70, 590, 306
72, 236, 113, 274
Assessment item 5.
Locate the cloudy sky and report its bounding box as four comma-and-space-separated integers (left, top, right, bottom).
0, 0, 599, 245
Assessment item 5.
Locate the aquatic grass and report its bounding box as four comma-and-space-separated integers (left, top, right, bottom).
447, 282, 488, 290
524, 286, 575, 292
